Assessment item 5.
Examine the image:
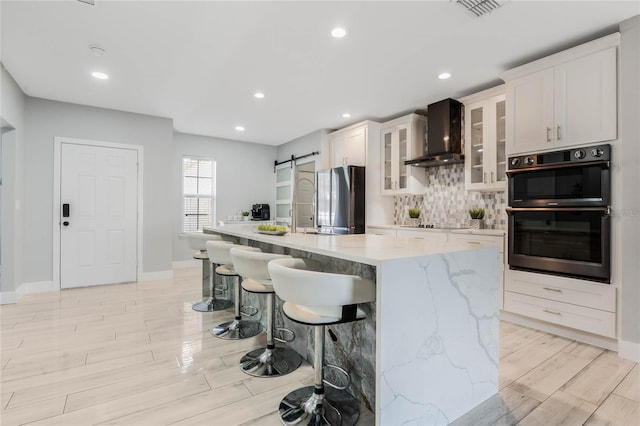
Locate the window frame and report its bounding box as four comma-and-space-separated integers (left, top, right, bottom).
181, 155, 216, 233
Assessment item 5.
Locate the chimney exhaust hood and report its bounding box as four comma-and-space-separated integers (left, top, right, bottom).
406, 98, 463, 168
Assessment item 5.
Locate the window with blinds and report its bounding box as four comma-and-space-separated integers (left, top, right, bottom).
182, 157, 215, 232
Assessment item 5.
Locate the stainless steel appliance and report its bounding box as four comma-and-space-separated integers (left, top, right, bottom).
506, 144, 611, 282
316, 165, 365, 235
405, 98, 463, 167
251, 204, 270, 220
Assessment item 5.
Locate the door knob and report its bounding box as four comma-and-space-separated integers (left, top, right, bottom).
63, 221, 69, 226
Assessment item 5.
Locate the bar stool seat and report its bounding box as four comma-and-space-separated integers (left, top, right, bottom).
208, 241, 263, 339
268, 258, 376, 426
230, 248, 302, 378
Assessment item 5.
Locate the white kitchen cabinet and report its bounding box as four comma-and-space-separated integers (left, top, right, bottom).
380, 114, 427, 196
461, 87, 506, 191
504, 269, 616, 338
329, 124, 367, 167
396, 228, 448, 241
502, 34, 619, 155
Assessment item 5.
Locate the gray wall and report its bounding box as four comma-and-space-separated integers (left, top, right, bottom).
619, 16, 640, 346
0, 65, 26, 298
276, 128, 329, 169
172, 131, 277, 262
23, 98, 175, 282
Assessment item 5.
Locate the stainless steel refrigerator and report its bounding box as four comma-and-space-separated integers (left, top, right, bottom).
316, 165, 366, 234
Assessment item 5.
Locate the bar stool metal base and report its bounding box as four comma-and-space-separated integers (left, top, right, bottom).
279, 386, 360, 426
240, 346, 302, 378
192, 298, 233, 312
212, 319, 262, 339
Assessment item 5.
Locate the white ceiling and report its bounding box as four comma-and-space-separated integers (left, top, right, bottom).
1, 1, 638, 145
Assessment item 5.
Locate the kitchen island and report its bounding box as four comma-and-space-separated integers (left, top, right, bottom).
203, 224, 500, 425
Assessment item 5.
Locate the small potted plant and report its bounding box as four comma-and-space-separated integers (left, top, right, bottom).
468, 208, 485, 229
407, 207, 421, 226
242, 211, 251, 221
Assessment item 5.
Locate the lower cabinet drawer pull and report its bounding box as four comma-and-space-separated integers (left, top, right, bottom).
543, 287, 562, 293
543, 309, 562, 316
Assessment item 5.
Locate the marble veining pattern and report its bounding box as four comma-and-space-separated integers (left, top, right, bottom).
379, 248, 500, 425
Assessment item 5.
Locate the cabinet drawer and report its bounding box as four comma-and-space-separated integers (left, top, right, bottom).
366, 227, 396, 236
448, 234, 504, 252
504, 291, 616, 338
505, 270, 615, 312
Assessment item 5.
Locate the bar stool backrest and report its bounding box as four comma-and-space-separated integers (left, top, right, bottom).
268, 258, 375, 308
206, 241, 259, 266
230, 248, 290, 282
187, 233, 222, 251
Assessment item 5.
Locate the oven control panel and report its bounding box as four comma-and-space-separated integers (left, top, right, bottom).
508, 144, 610, 170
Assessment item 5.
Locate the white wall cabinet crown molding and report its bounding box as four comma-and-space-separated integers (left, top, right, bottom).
502, 33, 619, 155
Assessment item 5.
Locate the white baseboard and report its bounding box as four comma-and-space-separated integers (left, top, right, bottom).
17, 281, 57, 297
500, 311, 618, 351
172, 260, 200, 269
0, 291, 18, 305
139, 270, 173, 282
618, 340, 640, 362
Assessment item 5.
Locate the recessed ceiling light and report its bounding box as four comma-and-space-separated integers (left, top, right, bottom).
235, 126, 245, 131
342, 113, 351, 118
331, 27, 347, 38
88, 44, 105, 57
91, 71, 109, 80
254, 92, 265, 99
438, 72, 451, 80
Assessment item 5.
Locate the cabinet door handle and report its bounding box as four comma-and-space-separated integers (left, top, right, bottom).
557, 125, 561, 141
491, 172, 494, 183
546, 127, 552, 142
542, 287, 563, 293
483, 172, 487, 183
542, 309, 562, 316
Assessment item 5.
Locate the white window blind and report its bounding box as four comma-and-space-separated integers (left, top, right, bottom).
182, 157, 215, 232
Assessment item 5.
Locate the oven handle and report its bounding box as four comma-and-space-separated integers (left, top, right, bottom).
505, 159, 610, 175
506, 207, 610, 216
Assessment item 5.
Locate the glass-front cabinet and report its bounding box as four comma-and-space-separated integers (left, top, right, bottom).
463, 88, 506, 192
381, 114, 427, 196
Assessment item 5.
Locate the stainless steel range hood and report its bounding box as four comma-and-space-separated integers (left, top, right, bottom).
406, 98, 463, 168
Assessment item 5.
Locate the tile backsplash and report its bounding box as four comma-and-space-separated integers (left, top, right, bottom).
393, 164, 507, 229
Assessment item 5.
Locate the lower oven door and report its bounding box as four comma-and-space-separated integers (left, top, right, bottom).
506, 207, 610, 283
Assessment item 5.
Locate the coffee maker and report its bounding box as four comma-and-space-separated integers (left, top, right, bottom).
251, 204, 270, 220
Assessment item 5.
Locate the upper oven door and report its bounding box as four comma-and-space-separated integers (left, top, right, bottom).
507, 161, 610, 208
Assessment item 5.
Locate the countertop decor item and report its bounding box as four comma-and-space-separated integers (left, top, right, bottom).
469, 208, 486, 229
408, 208, 421, 219
242, 211, 251, 221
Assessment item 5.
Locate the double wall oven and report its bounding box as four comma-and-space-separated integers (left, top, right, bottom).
506, 144, 611, 283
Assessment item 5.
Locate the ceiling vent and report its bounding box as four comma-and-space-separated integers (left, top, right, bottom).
457, 0, 503, 17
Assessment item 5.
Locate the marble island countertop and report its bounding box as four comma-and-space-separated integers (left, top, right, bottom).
203, 223, 500, 425
203, 224, 488, 266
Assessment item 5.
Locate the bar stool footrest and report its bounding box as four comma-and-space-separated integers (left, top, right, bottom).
240, 305, 259, 317
274, 327, 296, 343
323, 364, 351, 391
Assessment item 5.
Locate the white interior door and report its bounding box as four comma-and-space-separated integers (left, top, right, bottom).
60, 143, 138, 288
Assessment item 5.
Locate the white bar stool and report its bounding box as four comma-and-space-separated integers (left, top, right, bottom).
268, 258, 376, 426
186, 232, 223, 310
230, 248, 302, 378
208, 241, 263, 338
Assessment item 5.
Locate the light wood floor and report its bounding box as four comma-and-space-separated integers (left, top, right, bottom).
1, 267, 638, 426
